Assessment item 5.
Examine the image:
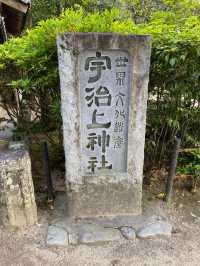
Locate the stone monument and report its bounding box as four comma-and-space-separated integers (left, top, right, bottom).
0, 145, 37, 228
57, 33, 151, 218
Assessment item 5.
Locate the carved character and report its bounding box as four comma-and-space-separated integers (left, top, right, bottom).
116, 72, 126, 86
86, 130, 110, 153
115, 109, 125, 120
113, 136, 124, 149
114, 121, 124, 133
115, 92, 125, 106
87, 157, 98, 174
87, 109, 111, 129
98, 155, 112, 170
115, 56, 128, 67
85, 86, 111, 107
85, 51, 111, 83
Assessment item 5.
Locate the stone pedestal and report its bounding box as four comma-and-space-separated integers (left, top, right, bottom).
0, 148, 37, 228
57, 33, 151, 218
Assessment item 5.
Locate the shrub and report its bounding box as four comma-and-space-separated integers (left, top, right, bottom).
0, 3, 200, 170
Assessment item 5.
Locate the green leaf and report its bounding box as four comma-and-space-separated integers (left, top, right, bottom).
169, 57, 176, 66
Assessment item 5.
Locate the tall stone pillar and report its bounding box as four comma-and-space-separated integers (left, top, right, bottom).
57, 33, 151, 218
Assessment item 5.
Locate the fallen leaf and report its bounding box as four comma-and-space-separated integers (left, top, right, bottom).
156, 192, 165, 199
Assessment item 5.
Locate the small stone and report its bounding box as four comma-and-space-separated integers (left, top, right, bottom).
79, 224, 123, 244
46, 225, 69, 246
119, 226, 136, 240
68, 232, 79, 245
136, 221, 172, 239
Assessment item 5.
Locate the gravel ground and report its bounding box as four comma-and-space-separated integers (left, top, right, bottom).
0, 192, 200, 266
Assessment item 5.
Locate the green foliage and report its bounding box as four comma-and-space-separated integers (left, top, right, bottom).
31, 0, 59, 24
177, 149, 200, 190
178, 149, 200, 177
1, 1, 200, 169
31, 0, 119, 25
0, 8, 136, 134
138, 1, 200, 167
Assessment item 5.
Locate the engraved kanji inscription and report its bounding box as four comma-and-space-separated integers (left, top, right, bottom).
115, 56, 128, 67
80, 50, 131, 174
116, 72, 126, 86
115, 92, 125, 106
85, 86, 111, 107
87, 109, 111, 129
98, 155, 112, 170
86, 131, 110, 153
85, 51, 111, 83
113, 136, 124, 149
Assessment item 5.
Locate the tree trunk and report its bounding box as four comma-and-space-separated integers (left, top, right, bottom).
165, 137, 181, 205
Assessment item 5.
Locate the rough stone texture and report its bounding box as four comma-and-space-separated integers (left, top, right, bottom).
47, 193, 172, 245
57, 33, 151, 218
68, 232, 79, 245
9, 141, 25, 151
46, 225, 69, 247
0, 148, 37, 228
119, 226, 136, 240
66, 179, 141, 218
136, 221, 172, 239
78, 224, 123, 244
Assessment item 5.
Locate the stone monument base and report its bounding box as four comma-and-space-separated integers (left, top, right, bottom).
46, 193, 172, 246
66, 175, 142, 219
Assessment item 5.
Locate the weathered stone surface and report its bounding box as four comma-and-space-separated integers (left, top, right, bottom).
9, 141, 25, 151
78, 224, 123, 244
57, 33, 151, 218
46, 193, 173, 245
0, 148, 37, 228
136, 221, 172, 239
67, 179, 141, 218
119, 226, 136, 240
80, 50, 130, 174
68, 232, 79, 245
46, 225, 69, 247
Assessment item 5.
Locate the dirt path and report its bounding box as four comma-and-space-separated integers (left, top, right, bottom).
0, 191, 200, 266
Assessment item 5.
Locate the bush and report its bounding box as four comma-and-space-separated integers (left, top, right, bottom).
0, 3, 200, 170
177, 148, 200, 190
0, 8, 137, 136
